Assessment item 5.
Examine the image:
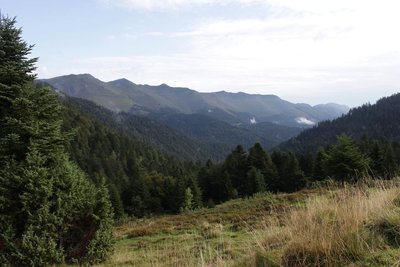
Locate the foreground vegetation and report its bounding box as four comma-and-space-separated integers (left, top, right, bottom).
100, 181, 400, 266
0, 15, 113, 265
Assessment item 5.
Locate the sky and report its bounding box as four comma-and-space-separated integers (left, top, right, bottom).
1, 0, 400, 107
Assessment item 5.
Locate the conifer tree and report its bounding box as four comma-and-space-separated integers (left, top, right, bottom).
223, 145, 248, 196
298, 153, 314, 178
245, 167, 266, 195
219, 170, 237, 201
271, 151, 305, 192
197, 160, 215, 202
247, 143, 277, 190
0, 15, 113, 265
312, 147, 327, 181
180, 187, 194, 212
186, 175, 202, 209
382, 143, 398, 178
323, 135, 371, 184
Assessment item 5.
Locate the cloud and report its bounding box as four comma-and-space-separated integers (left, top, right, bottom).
295, 117, 315, 126
38, 52, 400, 107
100, 0, 262, 10
43, 0, 400, 107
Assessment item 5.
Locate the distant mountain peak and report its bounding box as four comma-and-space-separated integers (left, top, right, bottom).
113, 78, 131, 83
70, 73, 96, 79
109, 78, 136, 87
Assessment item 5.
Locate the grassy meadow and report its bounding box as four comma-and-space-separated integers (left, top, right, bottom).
98, 181, 400, 267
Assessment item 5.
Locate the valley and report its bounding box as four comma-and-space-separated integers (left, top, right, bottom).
2, 5, 400, 267
40, 74, 349, 160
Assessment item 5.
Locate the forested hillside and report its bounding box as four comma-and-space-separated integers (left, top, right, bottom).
149, 112, 282, 150
50, 94, 304, 160
61, 93, 400, 216
280, 93, 400, 153
56, 96, 303, 161
62, 96, 229, 161
61, 98, 203, 218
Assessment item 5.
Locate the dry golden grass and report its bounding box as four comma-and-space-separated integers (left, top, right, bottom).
257, 180, 400, 266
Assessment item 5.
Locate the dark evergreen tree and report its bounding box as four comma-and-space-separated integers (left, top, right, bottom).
247, 143, 278, 190
218, 171, 237, 201
271, 151, 305, 192
245, 167, 266, 195
0, 15, 113, 265
312, 147, 327, 181
108, 183, 124, 219
363, 140, 384, 177
382, 143, 398, 178
323, 135, 371, 184
0, 16, 37, 86
197, 160, 214, 202
223, 145, 249, 196
298, 153, 314, 178
186, 175, 202, 209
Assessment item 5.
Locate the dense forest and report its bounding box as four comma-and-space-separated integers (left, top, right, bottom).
198, 135, 400, 204
62, 91, 400, 212
62, 97, 202, 217
54, 96, 231, 162
63, 91, 400, 213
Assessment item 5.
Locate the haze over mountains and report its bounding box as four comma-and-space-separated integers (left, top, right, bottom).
39, 73, 350, 159
41, 74, 349, 128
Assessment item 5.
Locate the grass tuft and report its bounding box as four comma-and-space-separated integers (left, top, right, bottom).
368, 207, 400, 248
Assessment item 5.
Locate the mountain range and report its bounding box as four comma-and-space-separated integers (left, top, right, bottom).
38, 74, 350, 159
60, 96, 302, 161
41, 74, 349, 127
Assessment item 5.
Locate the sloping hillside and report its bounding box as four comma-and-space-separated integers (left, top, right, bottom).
149, 112, 289, 150
63, 96, 230, 161
280, 93, 400, 153
103, 183, 400, 266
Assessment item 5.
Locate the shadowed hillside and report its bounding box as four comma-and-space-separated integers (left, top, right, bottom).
280, 93, 400, 153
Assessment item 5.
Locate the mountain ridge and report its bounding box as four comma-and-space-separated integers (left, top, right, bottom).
40, 74, 349, 127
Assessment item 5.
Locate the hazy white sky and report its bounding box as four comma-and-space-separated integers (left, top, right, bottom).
2, 0, 400, 106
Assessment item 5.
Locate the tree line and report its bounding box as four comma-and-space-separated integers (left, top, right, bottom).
198, 135, 400, 205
